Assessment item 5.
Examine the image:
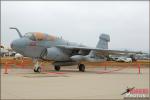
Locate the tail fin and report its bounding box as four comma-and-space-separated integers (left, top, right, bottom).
89, 33, 110, 58
96, 33, 110, 49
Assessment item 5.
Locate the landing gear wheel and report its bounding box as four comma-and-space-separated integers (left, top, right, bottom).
34, 67, 41, 73
79, 64, 85, 72
55, 66, 60, 71
34, 68, 37, 72
33, 60, 41, 73
37, 67, 41, 72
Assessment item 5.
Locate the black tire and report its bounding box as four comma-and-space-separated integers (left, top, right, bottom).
34, 67, 41, 73
55, 66, 60, 71
37, 67, 41, 72
34, 68, 37, 72
79, 64, 85, 72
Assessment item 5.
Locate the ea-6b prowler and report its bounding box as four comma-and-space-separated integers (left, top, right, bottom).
10, 27, 141, 72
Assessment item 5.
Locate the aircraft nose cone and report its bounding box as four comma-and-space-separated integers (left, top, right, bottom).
11, 39, 25, 51
11, 39, 19, 50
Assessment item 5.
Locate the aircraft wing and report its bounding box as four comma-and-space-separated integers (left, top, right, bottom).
56, 45, 142, 56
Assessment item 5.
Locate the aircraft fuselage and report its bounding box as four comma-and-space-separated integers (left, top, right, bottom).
11, 32, 83, 60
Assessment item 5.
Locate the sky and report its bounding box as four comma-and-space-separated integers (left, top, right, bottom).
1, 1, 149, 53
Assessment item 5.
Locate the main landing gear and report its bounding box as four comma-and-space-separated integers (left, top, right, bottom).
34, 61, 41, 73
78, 64, 85, 72
53, 64, 85, 72
33, 60, 85, 72
54, 65, 61, 71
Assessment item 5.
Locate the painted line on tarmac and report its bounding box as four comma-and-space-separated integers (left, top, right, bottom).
96, 67, 128, 74
46, 72, 67, 75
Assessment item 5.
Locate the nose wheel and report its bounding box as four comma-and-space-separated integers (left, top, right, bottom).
34, 67, 41, 72
78, 64, 85, 72
34, 60, 41, 73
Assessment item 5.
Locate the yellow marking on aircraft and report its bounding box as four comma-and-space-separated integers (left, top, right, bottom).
34, 32, 45, 40
33, 32, 57, 41
47, 34, 57, 41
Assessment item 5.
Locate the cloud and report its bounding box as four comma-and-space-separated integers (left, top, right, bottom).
1, 1, 149, 52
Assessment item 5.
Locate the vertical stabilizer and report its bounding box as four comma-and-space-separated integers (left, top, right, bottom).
89, 33, 110, 58
96, 33, 110, 49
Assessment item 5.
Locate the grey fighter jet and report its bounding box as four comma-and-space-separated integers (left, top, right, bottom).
10, 27, 141, 72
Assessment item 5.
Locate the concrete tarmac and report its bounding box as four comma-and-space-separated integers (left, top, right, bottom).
1, 66, 149, 99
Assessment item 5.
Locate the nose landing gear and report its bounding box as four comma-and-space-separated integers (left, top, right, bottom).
34, 61, 41, 73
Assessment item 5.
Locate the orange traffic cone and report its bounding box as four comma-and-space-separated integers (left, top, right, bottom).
4, 62, 8, 74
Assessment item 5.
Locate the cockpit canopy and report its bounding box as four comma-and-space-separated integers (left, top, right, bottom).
24, 32, 57, 41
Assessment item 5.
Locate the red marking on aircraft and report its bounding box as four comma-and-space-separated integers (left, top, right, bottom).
29, 41, 37, 46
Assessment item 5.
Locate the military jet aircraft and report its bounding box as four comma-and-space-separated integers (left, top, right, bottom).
10, 27, 141, 72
